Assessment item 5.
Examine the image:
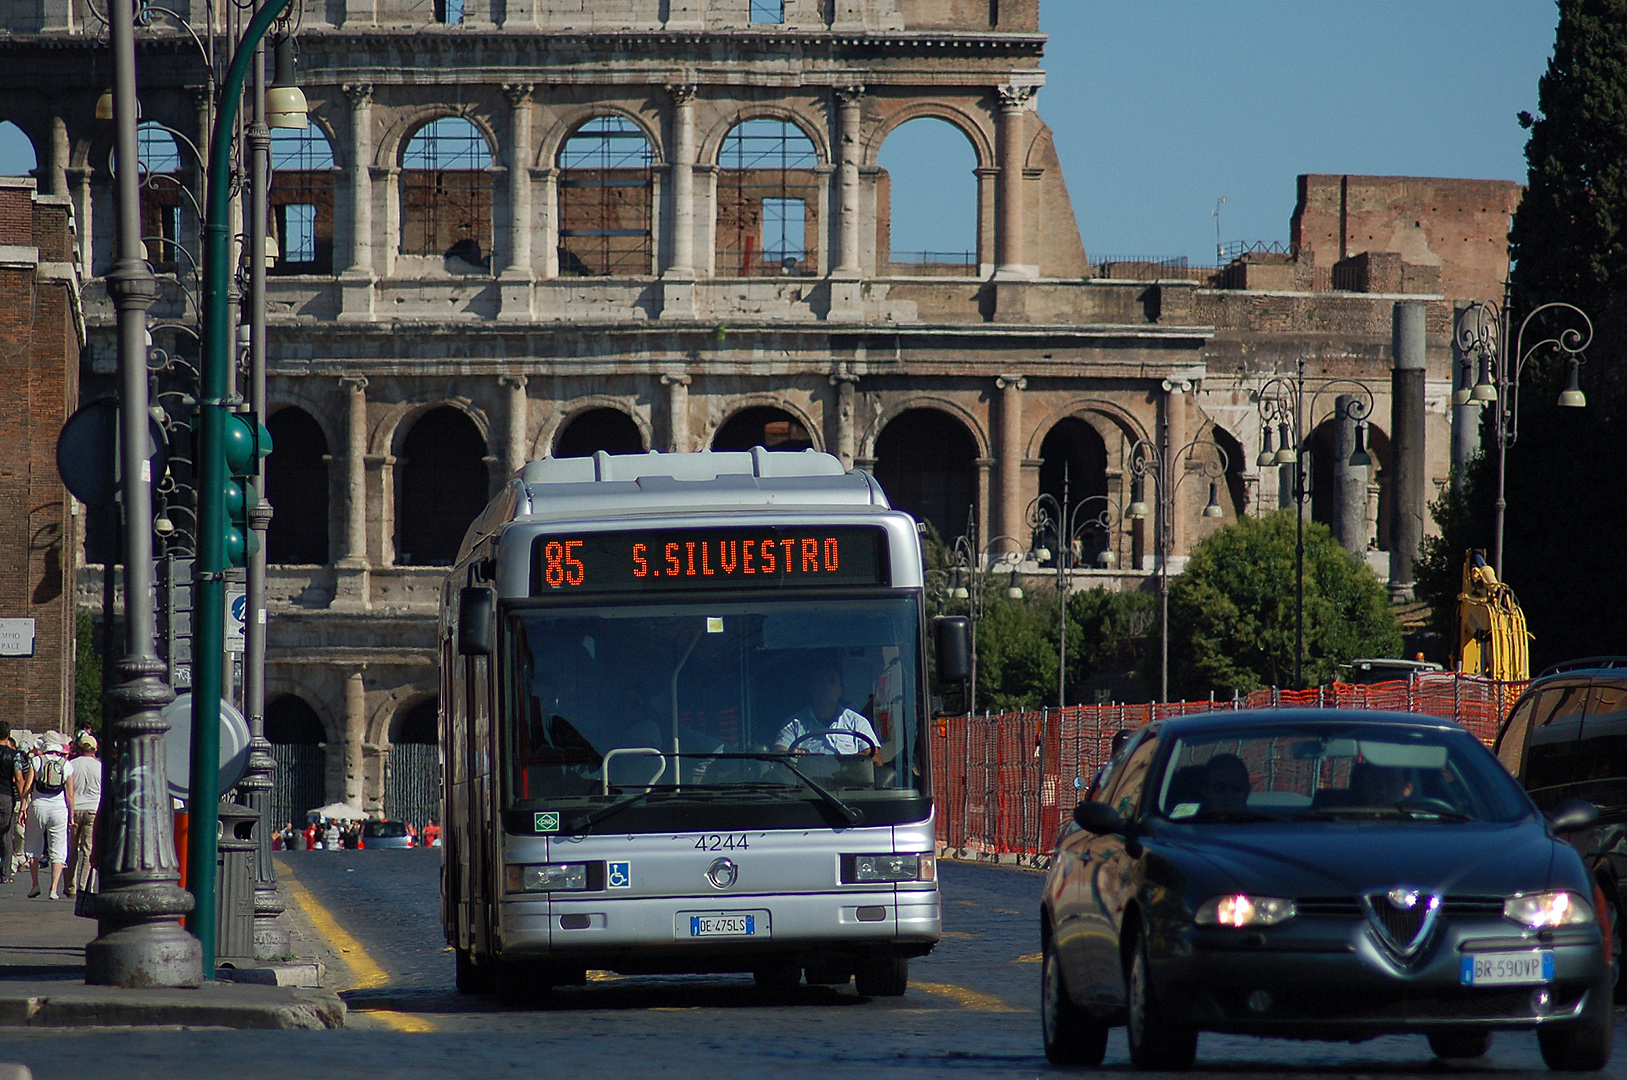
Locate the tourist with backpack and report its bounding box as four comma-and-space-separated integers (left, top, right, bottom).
0, 722, 28, 884
24, 733, 73, 899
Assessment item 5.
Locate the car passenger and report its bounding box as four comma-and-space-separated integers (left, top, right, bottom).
1200, 754, 1251, 813
1350, 762, 1413, 805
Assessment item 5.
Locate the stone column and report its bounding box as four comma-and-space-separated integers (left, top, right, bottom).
1164, 380, 1189, 560
503, 375, 529, 475
667, 84, 697, 276
829, 368, 859, 467
538, 168, 558, 279
663, 371, 691, 452
499, 84, 534, 321
48, 112, 69, 197
340, 83, 375, 320
835, 86, 863, 276
994, 84, 1034, 278
1390, 301, 1427, 600
336, 376, 370, 610
344, 669, 367, 808
71, 167, 93, 271
1331, 394, 1368, 554
996, 374, 1026, 547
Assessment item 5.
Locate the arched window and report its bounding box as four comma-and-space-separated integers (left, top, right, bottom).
135, 124, 187, 271
0, 121, 36, 177
265, 407, 330, 564
397, 407, 489, 566
712, 406, 813, 452
873, 409, 977, 544
555, 408, 646, 458
1038, 418, 1110, 565
877, 117, 978, 274
400, 117, 493, 270
557, 116, 653, 277
270, 125, 336, 274
386, 697, 439, 829
716, 118, 819, 277
392, 698, 438, 744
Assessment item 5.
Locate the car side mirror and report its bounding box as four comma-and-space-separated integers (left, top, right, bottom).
458, 586, 495, 656
1547, 798, 1599, 834
1073, 800, 1126, 835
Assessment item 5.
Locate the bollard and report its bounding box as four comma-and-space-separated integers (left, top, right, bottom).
214, 800, 258, 965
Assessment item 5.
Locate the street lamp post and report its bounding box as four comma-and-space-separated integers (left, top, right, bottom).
930, 517, 1025, 717
1126, 437, 1229, 702
1253, 358, 1375, 689
1454, 299, 1593, 580
1027, 490, 1124, 708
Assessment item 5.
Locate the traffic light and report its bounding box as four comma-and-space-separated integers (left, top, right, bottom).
220, 412, 272, 567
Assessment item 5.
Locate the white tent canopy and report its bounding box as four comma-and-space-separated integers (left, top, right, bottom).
308, 802, 366, 821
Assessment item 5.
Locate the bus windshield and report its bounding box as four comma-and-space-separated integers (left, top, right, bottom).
504, 594, 925, 824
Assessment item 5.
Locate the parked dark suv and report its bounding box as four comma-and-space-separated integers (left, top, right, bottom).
1494, 657, 1627, 992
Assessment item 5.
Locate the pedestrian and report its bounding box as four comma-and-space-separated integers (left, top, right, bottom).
24, 733, 73, 899
422, 818, 440, 848
324, 819, 340, 850
63, 733, 100, 897
0, 722, 29, 884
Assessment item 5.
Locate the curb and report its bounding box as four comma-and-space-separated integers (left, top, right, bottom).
0, 980, 346, 1029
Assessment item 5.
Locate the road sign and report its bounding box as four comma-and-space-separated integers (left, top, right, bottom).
0, 619, 36, 657
226, 585, 246, 654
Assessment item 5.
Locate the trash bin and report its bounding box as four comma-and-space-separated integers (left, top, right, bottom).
215, 800, 258, 964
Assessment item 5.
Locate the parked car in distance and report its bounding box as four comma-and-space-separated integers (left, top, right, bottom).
362, 819, 413, 849
1341, 657, 1445, 685
1041, 709, 1612, 1071
1493, 657, 1627, 992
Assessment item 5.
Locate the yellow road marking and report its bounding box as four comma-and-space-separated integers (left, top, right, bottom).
1014, 952, 1041, 964
940, 930, 977, 940
277, 862, 435, 1033
911, 980, 1019, 1012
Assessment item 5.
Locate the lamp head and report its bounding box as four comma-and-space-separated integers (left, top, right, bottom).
1348, 422, 1372, 468
1095, 547, 1117, 568
1558, 357, 1586, 408
1128, 500, 1148, 521
267, 37, 309, 130
1472, 355, 1498, 402
1256, 426, 1275, 468
1203, 480, 1224, 518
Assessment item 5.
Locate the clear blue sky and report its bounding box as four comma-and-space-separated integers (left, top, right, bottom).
0, 1, 1561, 265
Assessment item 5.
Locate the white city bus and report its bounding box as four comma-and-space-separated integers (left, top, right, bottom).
439, 449, 962, 1001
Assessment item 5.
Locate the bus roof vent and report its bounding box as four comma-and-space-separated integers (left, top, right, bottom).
521, 449, 848, 486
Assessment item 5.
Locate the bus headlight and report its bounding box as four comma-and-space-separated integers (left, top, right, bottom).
1504, 890, 1593, 929
842, 854, 935, 883
506, 863, 589, 893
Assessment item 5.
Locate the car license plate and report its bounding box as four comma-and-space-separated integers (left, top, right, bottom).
690, 914, 755, 938
1460, 950, 1554, 986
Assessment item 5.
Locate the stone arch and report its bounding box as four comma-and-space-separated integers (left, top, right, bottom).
266, 689, 335, 743
698, 107, 830, 169
1025, 400, 1149, 460
871, 406, 982, 544
389, 695, 439, 745
265, 404, 331, 565
553, 112, 657, 277
536, 105, 665, 171
536, 397, 652, 459
861, 394, 992, 461
865, 102, 993, 170
379, 395, 491, 459
874, 114, 980, 271
377, 106, 500, 171
394, 113, 498, 267
361, 682, 435, 747
710, 113, 825, 276
395, 404, 493, 566
0, 120, 39, 177
706, 394, 823, 452
270, 121, 339, 274
1204, 420, 1249, 525
554, 405, 649, 458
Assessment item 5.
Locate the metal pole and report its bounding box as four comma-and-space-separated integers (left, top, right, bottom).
191, 0, 295, 976
1058, 473, 1067, 709
1293, 357, 1305, 690
240, 32, 289, 960
86, 0, 202, 988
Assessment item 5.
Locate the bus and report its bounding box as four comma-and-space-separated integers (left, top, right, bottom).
438, 449, 964, 1002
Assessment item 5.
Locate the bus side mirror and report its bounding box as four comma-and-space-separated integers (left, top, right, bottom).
934, 615, 971, 683
458, 586, 495, 656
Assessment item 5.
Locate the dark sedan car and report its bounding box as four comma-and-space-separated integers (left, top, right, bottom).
1041, 710, 1612, 1071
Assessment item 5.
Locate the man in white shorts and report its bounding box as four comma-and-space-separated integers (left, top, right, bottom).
24, 734, 74, 899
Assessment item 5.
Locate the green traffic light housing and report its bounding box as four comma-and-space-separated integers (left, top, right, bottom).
218, 412, 272, 567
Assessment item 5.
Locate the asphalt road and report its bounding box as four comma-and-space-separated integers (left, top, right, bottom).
5, 849, 1627, 1078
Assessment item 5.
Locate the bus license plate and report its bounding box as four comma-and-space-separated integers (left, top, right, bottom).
691, 914, 755, 938
1460, 950, 1553, 986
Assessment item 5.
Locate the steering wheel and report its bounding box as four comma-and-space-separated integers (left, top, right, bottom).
1401, 796, 1462, 817
788, 728, 878, 760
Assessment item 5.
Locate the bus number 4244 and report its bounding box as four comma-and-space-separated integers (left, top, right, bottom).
695, 834, 748, 851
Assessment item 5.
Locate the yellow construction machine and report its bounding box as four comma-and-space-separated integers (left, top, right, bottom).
1455, 550, 1531, 681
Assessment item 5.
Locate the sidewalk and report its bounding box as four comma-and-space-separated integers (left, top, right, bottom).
0, 872, 345, 1029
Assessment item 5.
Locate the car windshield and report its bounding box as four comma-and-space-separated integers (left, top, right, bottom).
503, 595, 923, 813
363, 821, 406, 838
1153, 722, 1532, 824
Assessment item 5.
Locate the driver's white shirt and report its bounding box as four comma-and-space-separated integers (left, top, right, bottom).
774, 707, 877, 755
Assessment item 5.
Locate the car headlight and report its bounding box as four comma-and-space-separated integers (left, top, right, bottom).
1194, 894, 1296, 927
1504, 890, 1593, 929
842, 854, 935, 883
505, 863, 589, 893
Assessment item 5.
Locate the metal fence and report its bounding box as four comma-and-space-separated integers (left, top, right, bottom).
267, 743, 326, 831
929, 675, 1525, 863
386, 742, 442, 831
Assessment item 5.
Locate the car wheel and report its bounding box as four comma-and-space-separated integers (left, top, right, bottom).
1042, 936, 1108, 1067
1125, 930, 1197, 1070
1428, 1031, 1492, 1059
1538, 1019, 1613, 1071
855, 955, 909, 997
454, 947, 493, 995
1610, 895, 1626, 1003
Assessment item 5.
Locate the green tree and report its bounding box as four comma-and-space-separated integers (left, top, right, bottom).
1166, 511, 1401, 697
74, 608, 103, 735
972, 588, 1058, 711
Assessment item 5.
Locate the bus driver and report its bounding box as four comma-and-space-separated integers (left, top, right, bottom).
772, 662, 883, 764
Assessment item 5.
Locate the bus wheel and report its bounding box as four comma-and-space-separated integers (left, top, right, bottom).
753, 960, 802, 993
855, 956, 908, 997
455, 948, 494, 995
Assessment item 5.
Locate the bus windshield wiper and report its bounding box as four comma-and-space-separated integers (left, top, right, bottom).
743, 753, 864, 827
566, 789, 658, 833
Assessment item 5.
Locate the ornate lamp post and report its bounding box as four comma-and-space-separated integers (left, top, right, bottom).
1027, 490, 1124, 708
927, 515, 1024, 716
1253, 358, 1375, 689
1126, 435, 1229, 702
1454, 299, 1593, 579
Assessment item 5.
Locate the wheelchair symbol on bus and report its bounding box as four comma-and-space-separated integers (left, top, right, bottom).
607, 862, 631, 889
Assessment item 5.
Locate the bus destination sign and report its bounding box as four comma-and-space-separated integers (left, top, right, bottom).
530, 526, 889, 593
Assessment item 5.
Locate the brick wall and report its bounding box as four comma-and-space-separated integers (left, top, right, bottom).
0, 177, 81, 733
